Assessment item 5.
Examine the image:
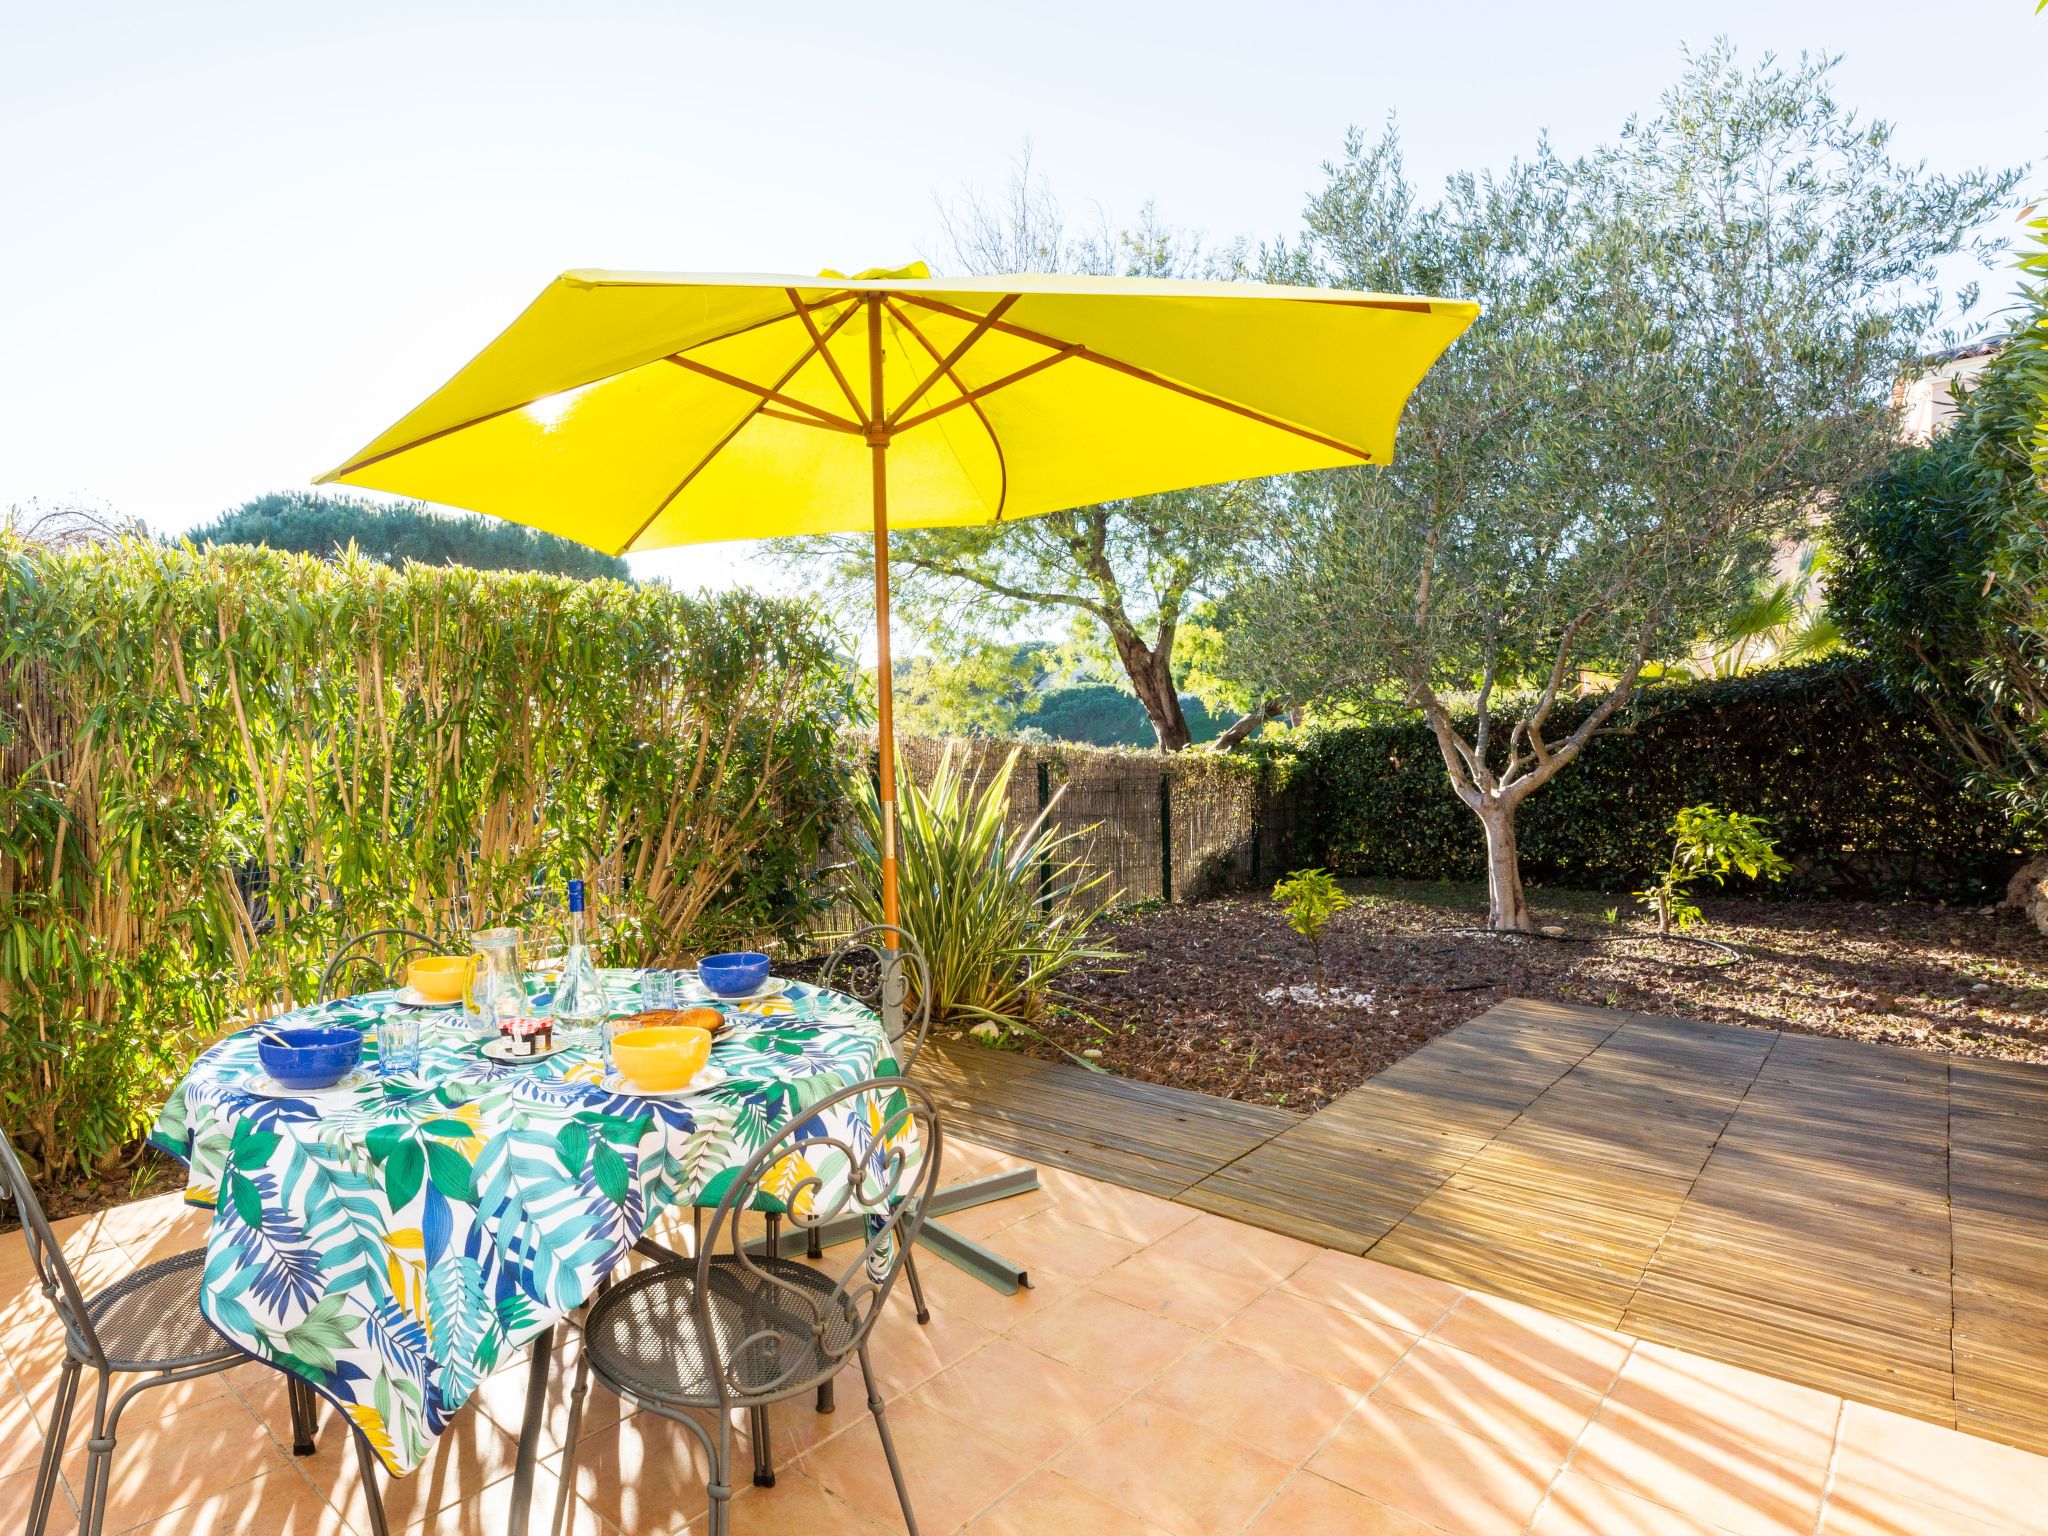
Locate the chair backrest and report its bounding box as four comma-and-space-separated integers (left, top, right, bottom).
318, 926, 443, 1003
820, 924, 932, 1073
0, 1126, 105, 1367
698, 1076, 941, 1406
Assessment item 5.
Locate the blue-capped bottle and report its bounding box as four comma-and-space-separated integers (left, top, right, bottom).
550, 878, 610, 1036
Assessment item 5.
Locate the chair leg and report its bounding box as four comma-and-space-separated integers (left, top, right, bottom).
26, 1357, 80, 1536
550, 1335, 595, 1536
858, 1343, 918, 1536
692, 1205, 704, 1254
815, 1373, 835, 1414
707, 1407, 735, 1536
748, 1404, 776, 1487
286, 1375, 320, 1455
806, 1224, 823, 1261
764, 1212, 781, 1257
78, 1374, 117, 1536
903, 1248, 931, 1324
353, 1427, 392, 1536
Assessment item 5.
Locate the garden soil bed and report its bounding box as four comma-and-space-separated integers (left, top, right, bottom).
1009, 878, 2048, 1110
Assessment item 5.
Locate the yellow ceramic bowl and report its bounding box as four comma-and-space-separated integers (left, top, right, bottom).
407, 956, 475, 1003
611, 1026, 712, 1092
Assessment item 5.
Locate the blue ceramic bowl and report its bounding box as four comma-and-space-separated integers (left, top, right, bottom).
256, 1026, 363, 1090
697, 951, 771, 998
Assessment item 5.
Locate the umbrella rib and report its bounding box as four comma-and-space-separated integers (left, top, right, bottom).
616, 301, 863, 553
882, 298, 1009, 520
663, 355, 862, 433
787, 288, 870, 426
883, 294, 1018, 430
894, 292, 1376, 462
892, 346, 1080, 433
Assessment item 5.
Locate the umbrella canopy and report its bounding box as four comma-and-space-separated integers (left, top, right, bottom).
320, 263, 1478, 932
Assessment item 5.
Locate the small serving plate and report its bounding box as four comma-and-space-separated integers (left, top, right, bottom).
243, 1068, 372, 1100
480, 1036, 569, 1064
597, 1064, 728, 1100
393, 987, 465, 1010
679, 976, 790, 1005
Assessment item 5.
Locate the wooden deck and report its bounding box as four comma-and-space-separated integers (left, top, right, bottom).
915, 999, 2048, 1454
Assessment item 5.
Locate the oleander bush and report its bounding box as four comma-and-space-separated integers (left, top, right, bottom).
0, 535, 855, 1172
1276, 662, 2027, 901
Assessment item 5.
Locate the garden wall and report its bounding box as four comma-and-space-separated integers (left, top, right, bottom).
0, 537, 852, 1170
1276, 661, 2027, 901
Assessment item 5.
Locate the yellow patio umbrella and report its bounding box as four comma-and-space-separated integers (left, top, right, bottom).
319, 263, 1477, 936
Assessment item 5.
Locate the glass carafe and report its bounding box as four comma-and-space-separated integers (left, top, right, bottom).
468, 927, 526, 1035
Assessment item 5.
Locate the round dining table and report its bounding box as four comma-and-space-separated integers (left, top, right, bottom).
147, 968, 912, 1511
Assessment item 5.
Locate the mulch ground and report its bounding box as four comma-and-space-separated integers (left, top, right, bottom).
1009, 878, 2048, 1111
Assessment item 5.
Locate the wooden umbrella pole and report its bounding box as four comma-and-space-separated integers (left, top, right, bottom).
866, 294, 900, 943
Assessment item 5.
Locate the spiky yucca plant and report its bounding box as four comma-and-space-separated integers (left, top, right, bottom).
845, 745, 1118, 1034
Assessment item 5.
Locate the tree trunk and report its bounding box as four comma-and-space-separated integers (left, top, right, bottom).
1475, 800, 1533, 932
1112, 633, 1192, 751
1210, 697, 1286, 753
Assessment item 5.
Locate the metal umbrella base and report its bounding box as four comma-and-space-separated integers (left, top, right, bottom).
757, 1166, 1039, 1294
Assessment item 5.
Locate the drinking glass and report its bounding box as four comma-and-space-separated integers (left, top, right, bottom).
641, 970, 680, 1011
376, 1011, 422, 1078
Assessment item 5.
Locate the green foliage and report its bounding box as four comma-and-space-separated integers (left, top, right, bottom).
890, 640, 1228, 747
843, 744, 1118, 1035
1236, 45, 2022, 928
0, 537, 852, 1171
1270, 868, 1352, 974
1275, 662, 2024, 900
189, 490, 632, 582
1635, 805, 1791, 934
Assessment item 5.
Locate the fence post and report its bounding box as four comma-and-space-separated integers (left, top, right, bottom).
1159, 771, 1174, 904
1251, 804, 1262, 886
1037, 757, 1052, 917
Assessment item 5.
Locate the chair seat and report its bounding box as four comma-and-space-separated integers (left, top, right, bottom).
582, 1256, 859, 1408
85, 1251, 242, 1372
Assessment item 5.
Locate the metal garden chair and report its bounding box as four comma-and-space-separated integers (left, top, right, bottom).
317, 925, 444, 1004
0, 1127, 363, 1536
551, 1076, 942, 1536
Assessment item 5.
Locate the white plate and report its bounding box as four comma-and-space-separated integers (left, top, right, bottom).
244, 1068, 372, 1099
680, 976, 790, 1005
393, 987, 466, 1010
598, 1064, 728, 1100
480, 1036, 571, 1064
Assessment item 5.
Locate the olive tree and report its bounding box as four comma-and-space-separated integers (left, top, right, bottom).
1235, 46, 2021, 929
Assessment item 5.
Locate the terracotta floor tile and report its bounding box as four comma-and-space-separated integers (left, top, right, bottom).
553, 1405, 724, 1535
937, 1138, 1035, 1183
907, 1254, 1072, 1334
1142, 1338, 1360, 1464
913, 1336, 1127, 1461
756, 1382, 863, 1463
1146, 1212, 1319, 1286
0, 1463, 60, 1535
924, 1188, 1053, 1244
966, 1209, 1137, 1286
1531, 1471, 1732, 1535
1570, 1404, 1828, 1536
1833, 1400, 2048, 1529
1038, 1168, 1201, 1246
1007, 1287, 1202, 1390
963, 1468, 1178, 1536
1310, 1399, 1560, 1536
799, 1394, 1034, 1533
1427, 1292, 1632, 1394
1282, 1251, 1464, 1335
1088, 1246, 1270, 1330
0, 1377, 49, 1476
58, 1391, 291, 1534
860, 1294, 994, 1399
296, 1400, 519, 1534
696, 1467, 897, 1535
466, 1335, 635, 1456
1606, 1341, 1841, 1470
417, 1460, 585, 1536
1054, 1399, 1296, 1536
116, 1469, 354, 1536
1820, 1477, 2033, 1536
1371, 1337, 1602, 1461
1221, 1288, 1418, 1391
1242, 1471, 1447, 1536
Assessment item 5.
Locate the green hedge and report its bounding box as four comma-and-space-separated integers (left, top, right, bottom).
0, 536, 853, 1171
1279, 662, 2026, 900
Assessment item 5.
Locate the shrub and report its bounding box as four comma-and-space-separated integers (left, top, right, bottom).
842, 745, 1118, 1035
1635, 806, 1791, 934
1274, 662, 2024, 900
1271, 869, 1351, 978
0, 536, 853, 1172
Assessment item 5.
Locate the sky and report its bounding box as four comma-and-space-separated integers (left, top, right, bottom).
2, 0, 2043, 596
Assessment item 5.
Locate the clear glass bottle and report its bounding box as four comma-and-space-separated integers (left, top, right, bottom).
551, 878, 610, 1040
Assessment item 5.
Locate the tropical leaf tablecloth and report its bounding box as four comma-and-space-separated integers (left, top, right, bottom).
148, 971, 910, 1474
